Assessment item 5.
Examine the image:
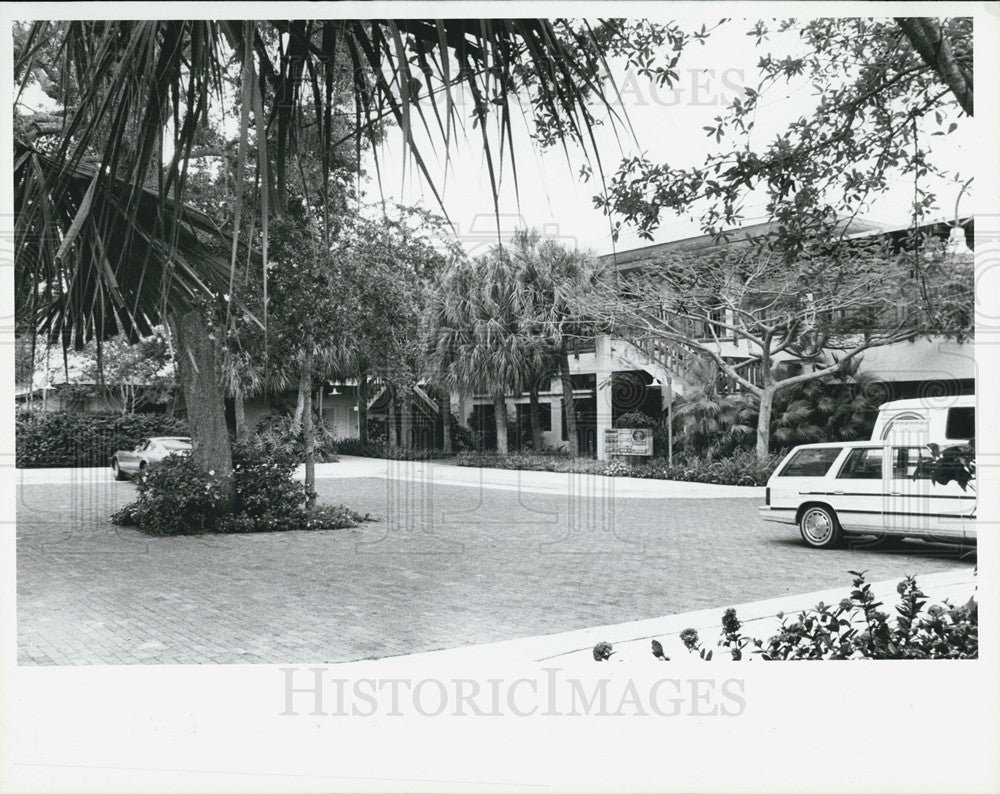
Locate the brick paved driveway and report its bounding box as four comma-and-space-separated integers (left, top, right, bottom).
16, 471, 973, 664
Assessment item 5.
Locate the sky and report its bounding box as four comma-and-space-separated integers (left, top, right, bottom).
367, 19, 977, 258
14, 17, 977, 259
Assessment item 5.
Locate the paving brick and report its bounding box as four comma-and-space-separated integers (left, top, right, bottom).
17, 475, 972, 665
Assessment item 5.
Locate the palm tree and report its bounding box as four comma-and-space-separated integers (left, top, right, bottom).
15, 19, 628, 502
507, 231, 606, 457
425, 253, 527, 454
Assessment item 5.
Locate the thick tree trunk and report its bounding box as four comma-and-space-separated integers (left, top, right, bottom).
529, 381, 543, 451
357, 372, 369, 445
400, 387, 412, 450
756, 387, 774, 461
300, 355, 316, 508
559, 346, 579, 457
494, 393, 509, 454
234, 382, 247, 442
171, 307, 235, 510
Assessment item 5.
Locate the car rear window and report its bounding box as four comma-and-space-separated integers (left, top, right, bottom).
777, 448, 843, 477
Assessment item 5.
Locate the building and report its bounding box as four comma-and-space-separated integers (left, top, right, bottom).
457, 216, 975, 460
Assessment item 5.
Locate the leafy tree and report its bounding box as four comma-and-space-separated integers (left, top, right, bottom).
335, 208, 453, 447
593, 234, 973, 459
14, 19, 628, 503
595, 17, 973, 249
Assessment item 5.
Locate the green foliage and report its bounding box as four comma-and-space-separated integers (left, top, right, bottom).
598, 18, 971, 246
109, 454, 229, 535
16, 410, 188, 468
251, 412, 339, 462
111, 441, 368, 535
667, 571, 977, 661
333, 439, 454, 461
614, 410, 656, 429
455, 448, 782, 486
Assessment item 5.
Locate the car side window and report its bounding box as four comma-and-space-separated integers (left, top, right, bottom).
135, 440, 149, 452
837, 448, 883, 479
777, 448, 843, 477
892, 447, 933, 480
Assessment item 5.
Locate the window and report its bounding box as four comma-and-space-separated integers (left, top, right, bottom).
891, 447, 934, 480
838, 448, 884, 480
778, 447, 843, 477
945, 407, 975, 440
515, 402, 551, 432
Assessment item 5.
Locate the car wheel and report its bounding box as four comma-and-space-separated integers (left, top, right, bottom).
112, 458, 127, 481
799, 505, 842, 549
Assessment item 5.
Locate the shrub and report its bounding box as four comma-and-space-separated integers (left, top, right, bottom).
251, 411, 339, 462
334, 438, 454, 460
454, 448, 784, 486
614, 410, 655, 429
110, 454, 229, 535
16, 410, 189, 468
111, 441, 369, 536
661, 571, 977, 661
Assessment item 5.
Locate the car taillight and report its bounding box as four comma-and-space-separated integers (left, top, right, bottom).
765, 486, 770, 505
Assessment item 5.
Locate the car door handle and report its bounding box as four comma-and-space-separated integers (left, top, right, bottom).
832, 491, 844, 495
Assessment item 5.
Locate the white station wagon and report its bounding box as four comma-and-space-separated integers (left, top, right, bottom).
759, 441, 976, 548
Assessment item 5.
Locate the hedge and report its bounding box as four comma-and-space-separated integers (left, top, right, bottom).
16, 410, 189, 468
454, 448, 784, 486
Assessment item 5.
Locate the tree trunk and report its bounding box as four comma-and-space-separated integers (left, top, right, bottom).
493, 394, 509, 454
559, 345, 579, 457
756, 387, 774, 461
291, 385, 305, 435
387, 391, 397, 447
529, 381, 543, 451
357, 372, 369, 445
171, 307, 235, 510
442, 396, 452, 454
400, 387, 412, 450
234, 382, 247, 442
300, 354, 316, 508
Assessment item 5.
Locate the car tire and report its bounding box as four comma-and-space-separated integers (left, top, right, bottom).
111, 458, 127, 481
799, 505, 842, 549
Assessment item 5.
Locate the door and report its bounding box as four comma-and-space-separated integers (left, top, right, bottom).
831, 446, 888, 535
889, 445, 976, 542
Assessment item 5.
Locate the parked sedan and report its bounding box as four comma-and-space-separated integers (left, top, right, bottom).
759, 441, 976, 549
111, 436, 192, 480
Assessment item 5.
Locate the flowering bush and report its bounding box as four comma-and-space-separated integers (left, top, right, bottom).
111, 441, 369, 535
662, 571, 977, 661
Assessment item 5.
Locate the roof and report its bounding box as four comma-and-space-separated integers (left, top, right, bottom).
597, 216, 974, 271
597, 217, 893, 269
876, 395, 975, 411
